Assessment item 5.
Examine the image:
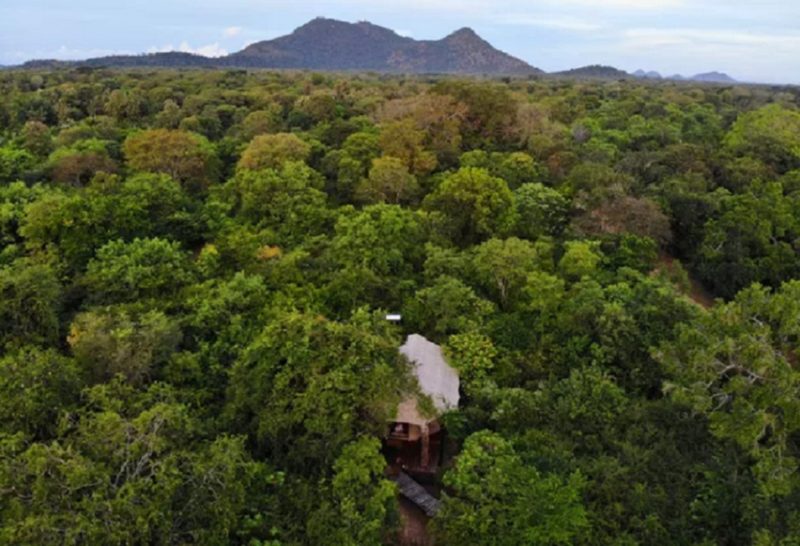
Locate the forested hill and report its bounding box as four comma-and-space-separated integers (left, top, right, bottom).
1, 68, 800, 544
22, 17, 541, 75
552, 65, 631, 79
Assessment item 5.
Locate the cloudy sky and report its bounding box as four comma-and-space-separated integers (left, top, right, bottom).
1, 0, 798, 83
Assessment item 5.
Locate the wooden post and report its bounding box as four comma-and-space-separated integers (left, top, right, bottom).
420, 423, 430, 469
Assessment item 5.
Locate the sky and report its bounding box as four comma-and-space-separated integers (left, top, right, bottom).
0, 0, 798, 84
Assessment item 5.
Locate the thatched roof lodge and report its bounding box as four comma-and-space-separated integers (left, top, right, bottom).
387, 334, 460, 475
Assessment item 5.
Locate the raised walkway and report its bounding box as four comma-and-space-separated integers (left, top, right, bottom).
393, 472, 441, 517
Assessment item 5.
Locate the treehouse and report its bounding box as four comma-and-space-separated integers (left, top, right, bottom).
386, 334, 460, 476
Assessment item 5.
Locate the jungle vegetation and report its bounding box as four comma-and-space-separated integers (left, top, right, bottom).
0, 67, 799, 545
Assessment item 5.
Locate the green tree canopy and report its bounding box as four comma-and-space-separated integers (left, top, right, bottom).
434, 430, 588, 545
424, 167, 516, 246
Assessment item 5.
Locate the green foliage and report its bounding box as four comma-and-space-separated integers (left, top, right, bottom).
83, 238, 193, 304
404, 275, 494, 339
226, 310, 406, 470
0, 386, 276, 546
123, 129, 219, 190
356, 156, 419, 204
308, 437, 397, 545
659, 282, 800, 496
424, 167, 516, 246
559, 240, 603, 281
237, 132, 312, 171
68, 306, 181, 385
20, 173, 197, 272
0, 145, 36, 183
0, 347, 82, 438
514, 182, 570, 240
696, 182, 800, 299
0, 258, 61, 348
472, 237, 553, 309
434, 430, 588, 545
445, 332, 498, 394
724, 104, 800, 172
0, 67, 799, 544
211, 161, 329, 246
47, 138, 117, 186
325, 204, 426, 314
379, 119, 437, 176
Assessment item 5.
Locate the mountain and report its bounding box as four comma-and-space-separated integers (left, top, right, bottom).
228, 18, 412, 71
691, 71, 736, 83
6, 19, 745, 81
553, 65, 630, 79
634, 69, 663, 80
19, 17, 541, 75
226, 18, 540, 74
633, 68, 737, 84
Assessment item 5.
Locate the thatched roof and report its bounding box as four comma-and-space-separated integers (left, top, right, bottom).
395, 334, 460, 426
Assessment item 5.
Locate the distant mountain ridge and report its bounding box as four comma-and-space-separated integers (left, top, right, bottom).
10, 17, 739, 82
632, 68, 737, 83
20, 18, 540, 75
551, 65, 737, 83
691, 71, 737, 83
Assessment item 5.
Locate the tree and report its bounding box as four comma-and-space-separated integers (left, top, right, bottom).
0, 384, 276, 545
375, 93, 467, 166
123, 129, 219, 190
573, 195, 672, 246
175, 272, 270, 399
445, 332, 498, 394
434, 430, 587, 545
424, 167, 516, 246
0, 259, 61, 348
657, 282, 800, 496
21, 120, 53, 157
226, 310, 406, 471
68, 306, 181, 384
472, 237, 553, 309
237, 132, 311, 171
0, 181, 49, 247
83, 238, 193, 304
696, 182, 800, 299
325, 204, 426, 314
307, 437, 397, 546
355, 156, 419, 204
517, 366, 628, 453
0, 347, 82, 438
212, 161, 329, 246
514, 183, 570, 240
0, 145, 35, 183
48, 139, 117, 186
379, 120, 437, 176
565, 163, 635, 203
724, 104, 800, 172
431, 81, 519, 148
239, 106, 284, 139
404, 276, 494, 339
329, 131, 381, 201
497, 152, 544, 189
559, 240, 603, 281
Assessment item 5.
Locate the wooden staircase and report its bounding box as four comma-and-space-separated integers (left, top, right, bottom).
393, 472, 441, 517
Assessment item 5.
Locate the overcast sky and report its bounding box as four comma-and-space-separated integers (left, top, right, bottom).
1, 0, 798, 83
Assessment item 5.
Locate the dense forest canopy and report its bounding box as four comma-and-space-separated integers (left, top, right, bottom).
0, 67, 799, 545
